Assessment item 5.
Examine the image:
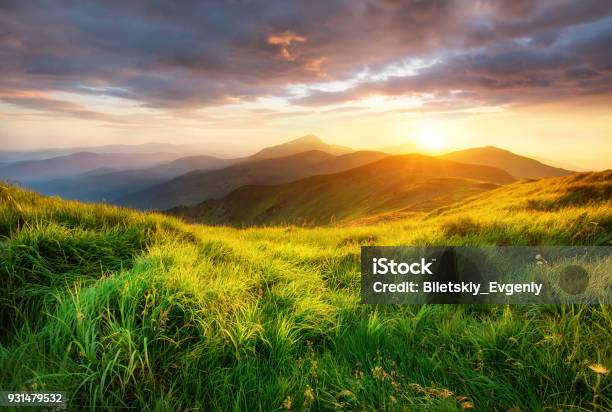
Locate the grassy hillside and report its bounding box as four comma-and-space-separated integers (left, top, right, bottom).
441, 146, 574, 179
120, 150, 389, 210
169, 154, 515, 226
1, 171, 611, 411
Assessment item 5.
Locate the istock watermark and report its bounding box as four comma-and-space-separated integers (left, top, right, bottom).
361, 246, 611, 304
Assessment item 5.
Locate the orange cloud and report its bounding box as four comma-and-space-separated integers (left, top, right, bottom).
304, 57, 327, 74
267, 31, 306, 61
267, 31, 306, 46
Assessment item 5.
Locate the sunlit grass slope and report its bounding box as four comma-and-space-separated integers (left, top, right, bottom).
1, 171, 611, 411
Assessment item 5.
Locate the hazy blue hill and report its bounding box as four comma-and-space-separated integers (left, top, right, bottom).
0, 151, 184, 182
76, 167, 120, 176
148, 155, 235, 177
0, 142, 226, 163
0, 148, 78, 163
26, 155, 235, 203
27, 170, 167, 202
441, 146, 575, 179
1, 135, 348, 165
168, 154, 516, 226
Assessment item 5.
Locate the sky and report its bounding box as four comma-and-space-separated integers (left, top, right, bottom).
0, 0, 611, 169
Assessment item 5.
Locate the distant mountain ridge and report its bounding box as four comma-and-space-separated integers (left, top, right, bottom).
0, 142, 231, 163
440, 146, 574, 179
0, 135, 347, 164
117, 150, 330, 209
168, 154, 516, 226
119, 150, 372, 210
4, 136, 583, 213
117, 135, 370, 210
11, 135, 350, 203
27, 155, 234, 202
0, 151, 184, 182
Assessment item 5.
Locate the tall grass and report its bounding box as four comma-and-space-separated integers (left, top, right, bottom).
0, 174, 611, 411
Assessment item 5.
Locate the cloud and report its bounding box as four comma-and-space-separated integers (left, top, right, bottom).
293, 13, 612, 107
0, 0, 611, 114
267, 31, 306, 61
303, 57, 327, 74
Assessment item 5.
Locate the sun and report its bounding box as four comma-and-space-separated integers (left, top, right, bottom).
415, 120, 449, 153
417, 133, 447, 152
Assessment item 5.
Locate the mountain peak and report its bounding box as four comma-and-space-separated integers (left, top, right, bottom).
248, 134, 353, 160
480, 145, 512, 153
441, 146, 574, 179
288, 134, 323, 144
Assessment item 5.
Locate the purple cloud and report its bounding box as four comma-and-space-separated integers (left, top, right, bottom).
0, 0, 611, 112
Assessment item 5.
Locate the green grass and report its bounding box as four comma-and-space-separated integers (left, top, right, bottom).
1, 171, 611, 411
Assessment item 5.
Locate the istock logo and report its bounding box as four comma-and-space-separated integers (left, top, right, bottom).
372, 258, 435, 275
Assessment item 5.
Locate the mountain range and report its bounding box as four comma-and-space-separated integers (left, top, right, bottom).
119, 149, 390, 210
0, 135, 583, 221
26, 155, 235, 202
168, 154, 515, 226
116, 136, 384, 209
0, 142, 230, 163
8, 135, 359, 203
122, 138, 577, 212
0, 151, 186, 182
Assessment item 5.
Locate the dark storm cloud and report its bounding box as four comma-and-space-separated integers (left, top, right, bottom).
1, 0, 611, 112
